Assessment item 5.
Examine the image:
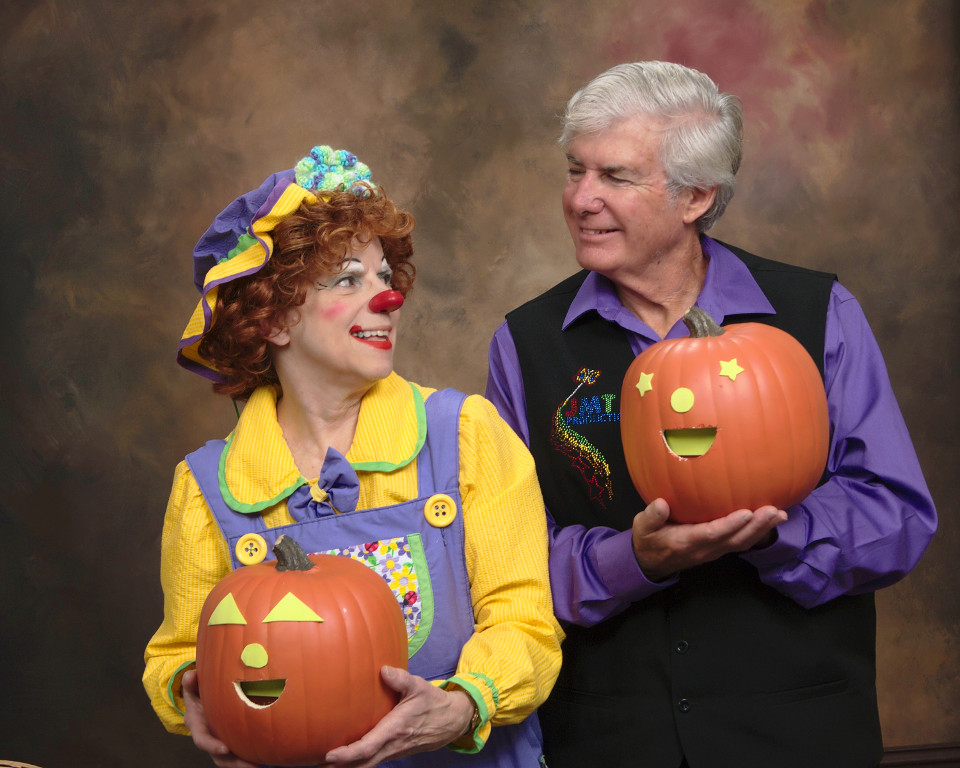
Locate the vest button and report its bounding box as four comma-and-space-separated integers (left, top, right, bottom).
675, 640, 689, 654
678, 698, 691, 713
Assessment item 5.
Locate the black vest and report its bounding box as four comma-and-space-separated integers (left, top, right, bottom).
507, 245, 882, 768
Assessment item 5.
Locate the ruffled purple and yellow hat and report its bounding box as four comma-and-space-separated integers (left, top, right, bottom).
177, 145, 375, 381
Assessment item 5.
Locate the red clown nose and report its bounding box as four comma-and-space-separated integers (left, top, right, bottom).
368, 290, 404, 313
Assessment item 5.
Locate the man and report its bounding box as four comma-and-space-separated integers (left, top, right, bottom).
485, 61, 937, 768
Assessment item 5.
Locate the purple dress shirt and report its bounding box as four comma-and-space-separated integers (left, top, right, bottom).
485, 236, 937, 619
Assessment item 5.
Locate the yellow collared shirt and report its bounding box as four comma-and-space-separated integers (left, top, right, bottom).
143, 372, 562, 746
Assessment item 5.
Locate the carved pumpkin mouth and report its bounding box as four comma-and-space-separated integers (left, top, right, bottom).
236, 679, 286, 708
663, 428, 717, 458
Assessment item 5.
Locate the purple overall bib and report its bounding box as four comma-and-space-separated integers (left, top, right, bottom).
186, 388, 544, 767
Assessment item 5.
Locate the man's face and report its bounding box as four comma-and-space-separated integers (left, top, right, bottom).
562, 115, 699, 286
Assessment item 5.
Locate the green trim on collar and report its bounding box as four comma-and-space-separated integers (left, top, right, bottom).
350, 383, 427, 473
218, 431, 306, 514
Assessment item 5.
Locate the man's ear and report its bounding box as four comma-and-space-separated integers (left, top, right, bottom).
682, 186, 718, 225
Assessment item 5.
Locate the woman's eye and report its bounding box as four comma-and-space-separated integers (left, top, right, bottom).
378, 270, 393, 286
331, 274, 362, 289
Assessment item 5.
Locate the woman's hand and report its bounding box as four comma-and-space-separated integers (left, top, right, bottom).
182, 669, 259, 768
322, 665, 477, 767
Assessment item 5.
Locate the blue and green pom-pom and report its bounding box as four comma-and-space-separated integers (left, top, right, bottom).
294, 145, 374, 194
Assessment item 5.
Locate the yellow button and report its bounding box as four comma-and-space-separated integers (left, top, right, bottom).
236, 533, 268, 565
424, 494, 457, 528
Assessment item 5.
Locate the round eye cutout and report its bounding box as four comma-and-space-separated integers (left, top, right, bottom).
369, 290, 404, 313
670, 387, 695, 413
241, 643, 268, 669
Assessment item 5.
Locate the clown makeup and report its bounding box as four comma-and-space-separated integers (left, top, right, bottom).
317, 255, 393, 292
270, 238, 400, 394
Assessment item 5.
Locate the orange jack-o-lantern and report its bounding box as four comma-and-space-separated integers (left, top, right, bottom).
195, 535, 408, 766
620, 307, 829, 524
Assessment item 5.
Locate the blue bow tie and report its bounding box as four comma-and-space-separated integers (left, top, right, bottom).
286, 447, 360, 520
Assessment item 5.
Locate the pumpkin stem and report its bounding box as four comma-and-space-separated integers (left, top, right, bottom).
274, 535, 315, 572
683, 306, 726, 338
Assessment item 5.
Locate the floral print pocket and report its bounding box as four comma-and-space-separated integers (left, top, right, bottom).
318, 534, 433, 658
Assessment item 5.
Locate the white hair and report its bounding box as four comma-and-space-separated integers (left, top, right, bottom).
560, 61, 743, 231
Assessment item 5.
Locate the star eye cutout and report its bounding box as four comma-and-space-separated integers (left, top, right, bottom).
635, 372, 654, 397
208, 593, 247, 626
262, 592, 324, 623
719, 358, 744, 381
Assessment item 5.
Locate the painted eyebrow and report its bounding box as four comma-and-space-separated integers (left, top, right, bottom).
335, 258, 364, 273
317, 258, 365, 288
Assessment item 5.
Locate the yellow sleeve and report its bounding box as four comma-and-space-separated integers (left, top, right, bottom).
448, 394, 563, 748
142, 460, 233, 734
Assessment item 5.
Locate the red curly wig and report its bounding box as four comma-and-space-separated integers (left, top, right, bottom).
198, 187, 415, 400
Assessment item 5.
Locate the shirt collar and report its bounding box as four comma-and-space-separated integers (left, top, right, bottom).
221, 385, 303, 513
345, 372, 427, 472
221, 372, 426, 512
696, 236, 775, 323
562, 235, 775, 337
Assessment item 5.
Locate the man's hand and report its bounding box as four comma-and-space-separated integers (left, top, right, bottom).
632, 498, 787, 581
182, 669, 259, 768
322, 666, 476, 767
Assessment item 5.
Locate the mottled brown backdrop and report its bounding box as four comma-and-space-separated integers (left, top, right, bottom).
1, 0, 957, 764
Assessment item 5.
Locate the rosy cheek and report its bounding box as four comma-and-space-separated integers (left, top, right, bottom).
320, 302, 351, 321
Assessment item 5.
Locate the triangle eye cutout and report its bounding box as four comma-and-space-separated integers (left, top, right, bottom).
208, 593, 247, 626
263, 592, 325, 623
